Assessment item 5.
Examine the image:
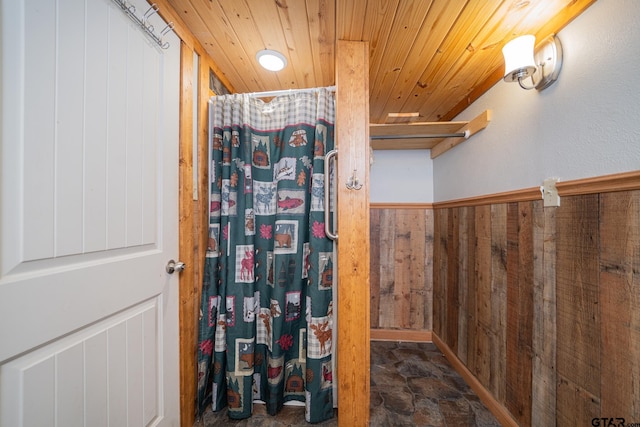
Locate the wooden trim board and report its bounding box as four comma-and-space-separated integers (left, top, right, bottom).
556, 170, 640, 195
432, 333, 518, 427
370, 329, 432, 342
434, 170, 640, 208
434, 186, 542, 208
370, 202, 433, 209
430, 110, 492, 158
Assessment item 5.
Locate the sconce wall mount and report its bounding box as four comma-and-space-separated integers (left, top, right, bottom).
503, 35, 563, 91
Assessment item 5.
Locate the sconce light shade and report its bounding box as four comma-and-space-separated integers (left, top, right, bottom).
502, 34, 563, 91
256, 49, 287, 71
502, 35, 536, 82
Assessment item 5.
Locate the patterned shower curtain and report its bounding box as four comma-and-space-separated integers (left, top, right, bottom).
196, 88, 335, 423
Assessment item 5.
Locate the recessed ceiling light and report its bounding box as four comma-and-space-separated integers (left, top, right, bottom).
256, 49, 287, 71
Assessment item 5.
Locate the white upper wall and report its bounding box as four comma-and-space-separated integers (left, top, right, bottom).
369, 149, 433, 203
433, 0, 640, 201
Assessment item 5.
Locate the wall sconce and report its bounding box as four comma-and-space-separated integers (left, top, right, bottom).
502, 35, 563, 91
256, 49, 287, 71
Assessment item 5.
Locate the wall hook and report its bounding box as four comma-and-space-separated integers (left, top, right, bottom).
111, 0, 174, 49
346, 169, 363, 190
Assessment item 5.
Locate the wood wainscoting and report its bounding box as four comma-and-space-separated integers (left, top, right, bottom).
370, 204, 434, 333
433, 171, 640, 426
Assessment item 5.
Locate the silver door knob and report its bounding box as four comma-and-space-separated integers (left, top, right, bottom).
166, 259, 186, 274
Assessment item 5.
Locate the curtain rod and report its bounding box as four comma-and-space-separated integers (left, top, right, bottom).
246, 86, 336, 98
370, 130, 470, 140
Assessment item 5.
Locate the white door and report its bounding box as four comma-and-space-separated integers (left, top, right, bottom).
0, 0, 180, 426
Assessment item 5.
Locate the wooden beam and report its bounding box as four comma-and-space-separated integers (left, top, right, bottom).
430, 110, 492, 158
177, 41, 197, 427
336, 40, 370, 427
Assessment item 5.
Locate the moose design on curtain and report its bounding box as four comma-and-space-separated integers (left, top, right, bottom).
197, 88, 336, 423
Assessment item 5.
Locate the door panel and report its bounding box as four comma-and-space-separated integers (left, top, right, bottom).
1, 299, 162, 427
0, 0, 180, 425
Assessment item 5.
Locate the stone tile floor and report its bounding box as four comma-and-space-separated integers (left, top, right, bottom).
194, 341, 501, 426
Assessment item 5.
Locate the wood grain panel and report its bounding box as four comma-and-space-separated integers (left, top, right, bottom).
270, 0, 321, 88
505, 202, 534, 426
370, 208, 433, 331
370, 329, 431, 342
162, 0, 596, 126
531, 201, 557, 427
518, 202, 535, 426
489, 204, 507, 402
175, 43, 218, 427
556, 194, 601, 422
178, 43, 197, 427
557, 377, 600, 427
155, 0, 236, 93
333, 0, 367, 53
475, 205, 492, 330
336, 40, 370, 427
369, 208, 381, 329
446, 208, 459, 351
465, 206, 477, 376
367, 0, 433, 121
372, 0, 467, 122
433, 209, 447, 339
378, 209, 396, 328
407, 210, 427, 329
410, 0, 504, 121
433, 186, 640, 426
474, 205, 492, 387
305, 0, 336, 86
395, 210, 415, 328
419, 0, 564, 122
599, 191, 640, 420
424, 209, 434, 332
253, 0, 325, 88
456, 207, 469, 364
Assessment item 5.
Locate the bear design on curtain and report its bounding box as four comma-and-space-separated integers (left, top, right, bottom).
196, 88, 335, 423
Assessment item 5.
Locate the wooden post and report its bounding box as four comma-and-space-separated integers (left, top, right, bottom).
178, 41, 197, 427
335, 40, 370, 427
177, 43, 217, 427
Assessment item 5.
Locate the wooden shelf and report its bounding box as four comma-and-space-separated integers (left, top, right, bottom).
369, 110, 491, 158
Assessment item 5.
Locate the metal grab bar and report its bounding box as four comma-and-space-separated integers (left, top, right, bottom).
324, 149, 338, 241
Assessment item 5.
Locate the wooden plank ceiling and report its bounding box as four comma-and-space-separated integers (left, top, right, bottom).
166, 0, 596, 133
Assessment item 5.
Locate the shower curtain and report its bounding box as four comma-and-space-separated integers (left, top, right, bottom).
196, 88, 335, 423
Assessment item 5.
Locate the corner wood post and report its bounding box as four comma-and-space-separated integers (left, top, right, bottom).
335, 40, 371, 427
